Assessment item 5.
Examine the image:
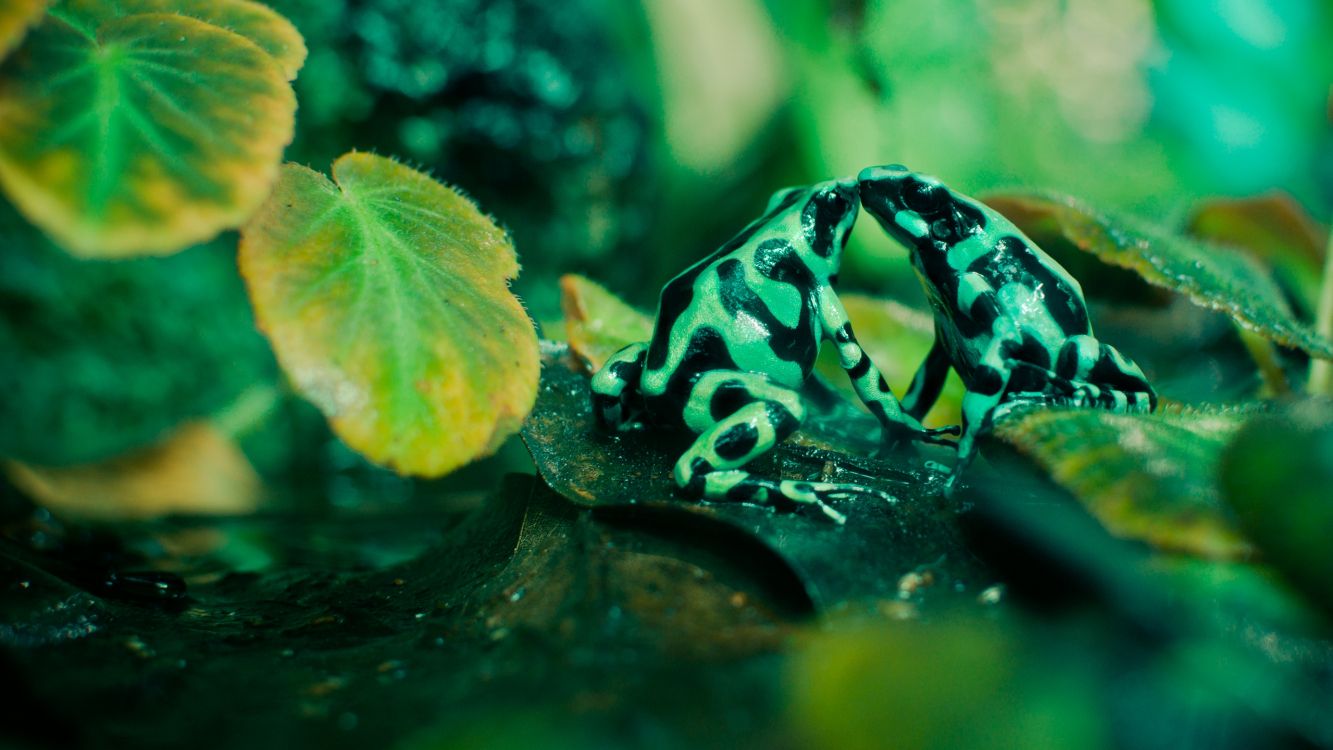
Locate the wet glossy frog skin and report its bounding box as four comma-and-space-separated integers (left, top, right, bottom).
857, 164, 1156, 493
590, 178, 955, 523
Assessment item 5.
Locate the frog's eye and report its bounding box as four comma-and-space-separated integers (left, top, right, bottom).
903, 180, 944, 215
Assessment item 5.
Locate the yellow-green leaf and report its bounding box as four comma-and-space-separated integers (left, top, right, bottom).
0, 0, 48, 61
994, 404, 1259, 560
986, 192, 1333, 360
559, 273, 653, 371
53, 0, 306, 79
239, 153, 539, 478
0, 13, 296, 256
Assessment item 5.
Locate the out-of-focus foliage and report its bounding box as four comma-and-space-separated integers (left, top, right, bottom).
6, 422, 260, 520
266, 0, 652, 314
559, 274, 653, 371
989, 192, 1333, 359
0, 0, 47, 60
0, 202, 273, 466
995, 404, 1258, 559
0, 6, 298, 256
1187, 194, 1327, 315
789, 618, 1109, 750
1221, 399, 1333, 612
240, 153, 539, 478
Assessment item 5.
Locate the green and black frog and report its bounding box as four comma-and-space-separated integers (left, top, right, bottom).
590, 178, 956, 523
857, 164, 1156, 492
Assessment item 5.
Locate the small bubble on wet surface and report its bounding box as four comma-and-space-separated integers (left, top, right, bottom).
508, 586, 526, 602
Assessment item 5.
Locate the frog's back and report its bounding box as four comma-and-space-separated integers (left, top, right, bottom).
640, 205, 824, 410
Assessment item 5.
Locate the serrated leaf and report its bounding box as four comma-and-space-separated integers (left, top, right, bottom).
994, 405, 1259, 560
1186, 193, 1326, 313
0, 13, 296, 256
5, 422, 260, 520
559, 273, 653, 371
239, 153, 539, 478
0, 0, 48, 61
53, 0, 306, 79
1220, 401, 1333, 612
986, 192, 1333, 360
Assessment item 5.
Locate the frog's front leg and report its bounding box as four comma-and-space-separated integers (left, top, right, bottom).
817, 290, 958, 446
949, 338, 1017, 496
673, 371, 892, 524
901, 331, 952, 420
591, 343, 648, 431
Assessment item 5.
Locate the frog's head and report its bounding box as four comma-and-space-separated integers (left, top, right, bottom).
856, 165, 985, 264
765, 178, 860, 275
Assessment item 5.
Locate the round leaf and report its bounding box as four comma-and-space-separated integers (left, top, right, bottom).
994, 405, 1259, 559
0, 0, 48, 61
986, 192, 1333, 360
53, 0, 307, 79
0, 13, 297, 256
239, 153, 539, 478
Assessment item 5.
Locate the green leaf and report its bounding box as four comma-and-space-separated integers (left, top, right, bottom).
558, 273, 653, 371
1220, 400, 1333, 613
0, 0, 48, 61
0, 12, 296, 256
986, 192, 1333, 360
994, 405, 1259, 559
1185, 193, 1326, 314
52, 0, 307, 79
239, 153, 540, 478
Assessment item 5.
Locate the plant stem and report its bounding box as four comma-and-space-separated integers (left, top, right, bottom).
1310, 224, 1333, 395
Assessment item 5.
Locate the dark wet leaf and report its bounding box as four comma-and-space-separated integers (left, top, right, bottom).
1220, 399, 1333, 615
521, 345, 992, 611
4, 477, 808, 749
987, 192, 1333, 360
994, 404, 1260, 559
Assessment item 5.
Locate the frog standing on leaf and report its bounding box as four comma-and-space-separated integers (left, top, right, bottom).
590, 178, 957, 524
857, 165, 1157, 493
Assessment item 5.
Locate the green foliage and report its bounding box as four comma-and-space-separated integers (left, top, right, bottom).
239, 152, 540, 478
995, 404, 1259, 559
0, 201, 272, 465
0, 5, 299, 256
0, 0, 48, 60
988, 192, 1333, 360
55, 0, 307, 79
1221, 400, 1333, 612
558, 273, 654, 371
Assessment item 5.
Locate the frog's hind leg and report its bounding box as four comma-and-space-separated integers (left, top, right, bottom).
591, 343, 649, 431
673, 371, 891, 524
1053, 336, 1156, 412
